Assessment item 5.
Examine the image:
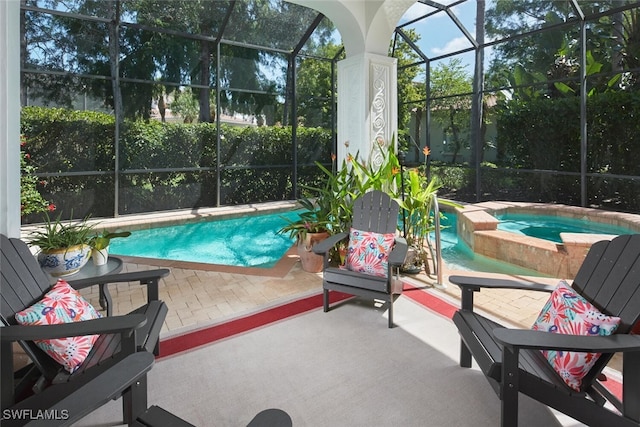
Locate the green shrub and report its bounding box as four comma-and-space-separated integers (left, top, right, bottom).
21, 107, 332, 221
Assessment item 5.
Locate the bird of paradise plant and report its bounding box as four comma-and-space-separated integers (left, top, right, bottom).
397, 155, 460, 273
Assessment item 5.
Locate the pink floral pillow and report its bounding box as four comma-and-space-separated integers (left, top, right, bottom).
531, 280, 621, 391
15, 279, 102, 373
346, 228, 395, 278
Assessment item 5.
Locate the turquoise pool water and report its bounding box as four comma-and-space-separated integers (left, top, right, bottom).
109, 211, 297, 268
495, 213, 634, 243
110, 208, 634, 275
433, 213, 546, 276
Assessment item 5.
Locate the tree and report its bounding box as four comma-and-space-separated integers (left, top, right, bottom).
430, 59, 473, 163
392, 29, 424, 152
295, 43, 342, 128
169, 88, 199, 123
485, 0, 640, 96
126, 0, 223, 122
21, 0, 332, 125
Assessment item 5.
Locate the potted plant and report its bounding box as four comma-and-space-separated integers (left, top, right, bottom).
280, 141, 407, 272
278, 195, 331, 273
27, 214, 95, 277
89, 230, 131, 266
278, 150, 367, 272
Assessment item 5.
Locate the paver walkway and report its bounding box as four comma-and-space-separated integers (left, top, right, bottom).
78, 253, 552, 338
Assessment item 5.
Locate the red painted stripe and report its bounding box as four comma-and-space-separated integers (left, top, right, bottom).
401, 283, 458, 319
602, 376, 622, 400
158, 291, 351, 359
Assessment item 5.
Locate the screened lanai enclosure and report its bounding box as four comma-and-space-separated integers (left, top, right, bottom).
20, 0, 640, 224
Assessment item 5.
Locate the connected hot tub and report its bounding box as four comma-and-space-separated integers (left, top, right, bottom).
453, 202, 640, 278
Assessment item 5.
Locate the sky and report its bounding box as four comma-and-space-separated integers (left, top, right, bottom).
397, 0, 486, 74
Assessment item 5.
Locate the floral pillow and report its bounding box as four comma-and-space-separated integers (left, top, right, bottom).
531, 280, 621, 391
14, 279, 102, 373
346, 228, 395, 278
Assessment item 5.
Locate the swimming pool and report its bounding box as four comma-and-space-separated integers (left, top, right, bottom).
495, 213, 634, 243
109, 211, 297, 268
108, 202, 638, 276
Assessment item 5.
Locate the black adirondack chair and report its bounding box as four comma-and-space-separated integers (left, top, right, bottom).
1, 233, 170, 426
312, 190, 408, 328
451, 233, 640, 427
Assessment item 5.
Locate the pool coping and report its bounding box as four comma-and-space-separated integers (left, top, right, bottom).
117, 245, 300, 278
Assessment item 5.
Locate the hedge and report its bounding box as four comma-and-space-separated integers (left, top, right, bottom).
21, 107, 332, 221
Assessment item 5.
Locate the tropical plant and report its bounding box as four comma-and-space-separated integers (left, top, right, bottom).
277, 194, 331, 242
311, 157, 358, 234
280, 136, 408, 248
347, 138, 403, 197
27, 213, 95, 252
278, 139, 403, 243
90, 230, 131, 250
400, 169, 439, 246
398, 167, 461, 273
278, 154, 356, 243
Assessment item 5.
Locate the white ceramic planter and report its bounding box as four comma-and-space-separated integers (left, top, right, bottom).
38, 244, 91, 277
92, 246, 109, 266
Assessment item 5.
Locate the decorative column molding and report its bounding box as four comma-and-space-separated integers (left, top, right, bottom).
0, 1, 21, 237
337, 52, 397, 168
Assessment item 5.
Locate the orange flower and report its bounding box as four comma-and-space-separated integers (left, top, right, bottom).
422, 146, 431, 156
392, 166, 400, 176
347, 153, 354, 163
331, 153, 337, 162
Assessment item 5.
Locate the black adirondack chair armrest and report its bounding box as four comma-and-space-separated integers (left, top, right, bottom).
68, 269, 169, 313
312, 232, 348, 255
68, 269, 170, 292
388, 237, 408, 267
449, 274, 557, 293
494, 328, 640, 353
0, 314, 147, 342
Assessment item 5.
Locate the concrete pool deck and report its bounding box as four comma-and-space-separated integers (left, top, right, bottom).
67, 238, 621, 379
73, 249, 624, 374
74, 245, 555, 340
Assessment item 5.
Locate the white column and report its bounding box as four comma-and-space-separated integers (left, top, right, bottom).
337, 52, 397, 168
0, 1, 21, 237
